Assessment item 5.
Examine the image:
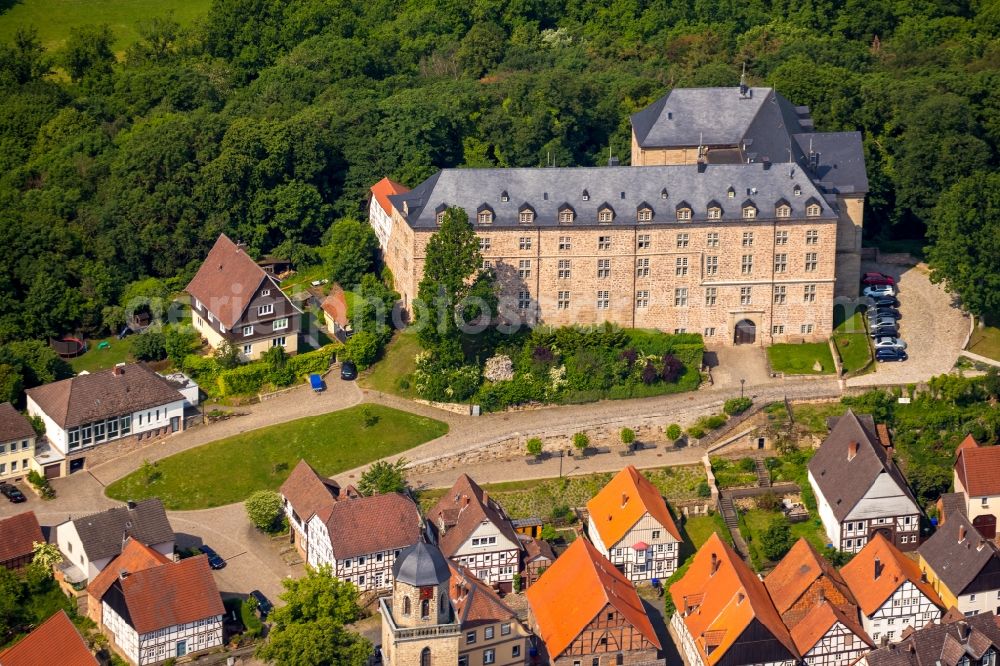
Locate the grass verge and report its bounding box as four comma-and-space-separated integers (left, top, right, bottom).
107, 404, 448, 509
359, 328, 420, 399
767, 342, 836, 375
969, 325, 1000, 362
69, 335, 135, 374
833, 312, 872, 374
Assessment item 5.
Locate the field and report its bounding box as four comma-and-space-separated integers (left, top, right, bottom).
69, 335, 135, 374
767, 342, 836, 375
0, 0, 212, 52
106, 404, 448, 510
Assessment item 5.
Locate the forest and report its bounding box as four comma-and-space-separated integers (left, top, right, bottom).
1, 0, 999, 346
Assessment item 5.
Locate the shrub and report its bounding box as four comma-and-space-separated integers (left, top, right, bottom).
241, 599, 263, 638
641, 360, 658, 385
757, 492, 780, 511
760, 517, 793, 561
341, 330, 380, 369
572, 432, 589, 452
666, 424, 682, 441
661, 353, 683, 382
620, 428, 635, 446
704, 414, 728, 429
551, 504, 574, 525
361, 406, 380, 427
526, 437, 543, 457
540, 524, 558, 541
132, 331, 167, 361
687, 425, 706, 439
216, 363, 271, 396
724, 397, 753, 415
287, 345, 338, 377
697, 481, 711, 498
245, 490, 284, 532
738, 457, 755, 472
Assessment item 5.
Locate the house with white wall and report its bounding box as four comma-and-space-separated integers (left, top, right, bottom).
0, 402, 37, 482
586, 465, 681, 582
918, 511, 1000, 617
279, 459, 356, 560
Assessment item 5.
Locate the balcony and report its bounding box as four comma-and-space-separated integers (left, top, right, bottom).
379, 598, 460, 641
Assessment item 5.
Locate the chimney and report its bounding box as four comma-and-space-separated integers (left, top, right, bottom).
711, 553, 720, 575
848, 442, 859, 461
621, 492, 629, 508
874, 557, 883, 580
126, 500, 137, 510
113, 363, 126, 377
959, 525, 967, 542
818, 588, 826, 603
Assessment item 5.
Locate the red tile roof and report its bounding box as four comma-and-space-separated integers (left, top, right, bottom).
789, 602, 873, 655
279, 459, 342, 524
87, 538, 171, 602
526, 537, 660, 660
764, 538, 857, 616
0, 511, 43, 566
317, 492, 421, 560
320, 286, 349, 329
586, 465, 681, 548
840, 533, 943, 616
428, 474, 520, 558
449, 562, 519, 627
0, 402, 35, 442
954, 439, 1000, 497
370, 177, 410, 216
0, 610, 97, 666
185, 234, 271, 329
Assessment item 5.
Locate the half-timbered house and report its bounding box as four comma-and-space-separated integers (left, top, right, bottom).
953, 435, 1000, 540
0, 510, 43, 572
919, 511, 1000, 617
841, 533, 943, 644
279, 459, 356, 560
858, 610, 1000, 666
586, 465, 682, 582
450, 562, 532, 666
427, 474, 522, 593
670, 532, 799, 666
527, 537, 661, 665
809, 411, 922, 554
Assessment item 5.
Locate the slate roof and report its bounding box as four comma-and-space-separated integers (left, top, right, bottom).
586, 465, 681, 549
185, 234, 273, 329
526, 537, 660, 660
317, 492, 421, 561
0, 402, 35, 442
808, 410, 919, 522
0, 610, 97, 666
101, 554, 224, 635
65, 499, 173, 562
393, 541, 451, 587
864, 611, 1000, 666
87, 538, 172, 602
841, 533, 943, 616
428, 474, 521, 558
388, 162, 837, 230
793, 131, 869, 195
955, 440, 1000, 498
938, 492, 967, 523
279, 459, 342, 524
26, 364, 184, 429
918, 512, 1000, 596
449, 561, 519, 628
0, 511, 43, 566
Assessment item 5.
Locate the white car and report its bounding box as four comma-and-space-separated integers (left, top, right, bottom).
863, 284, 896, 298
873, 336, 906, 350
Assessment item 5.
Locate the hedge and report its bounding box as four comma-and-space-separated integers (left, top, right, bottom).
288, 345, 339, 376
214, 345, 340, 397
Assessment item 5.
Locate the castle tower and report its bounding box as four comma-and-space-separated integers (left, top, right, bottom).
380, 542, 459, 666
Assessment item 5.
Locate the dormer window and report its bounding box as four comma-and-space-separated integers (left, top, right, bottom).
435, 203, 448, 225
435, 211, 446, 224
806, 203, 821, 217
776, 205, 791, 218
727, 187, 735, 199
478, 210, 493, 225
500, 191, 509, 203
637, 205, 653, 222
742, 204, 757, 219
598, 205, 614, 224
518, 207, 535, 225
558, 205, 575, 225
582, 190, 590, 201
708, 207, 721, 220
676, 204, 692, 221
660, 188, 668, 200
793, 185, 802, 197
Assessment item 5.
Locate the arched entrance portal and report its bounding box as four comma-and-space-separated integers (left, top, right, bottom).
734, 319, 756, 345
974, 515, 997, 539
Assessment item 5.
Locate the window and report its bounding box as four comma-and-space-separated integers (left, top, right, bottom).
597, 291, 610, 310
706, 232, 719, 248
743, 206, 756, 219
559, 236, 572, 251
358, 575, 365, 585
705, 327, 716, 336
582, 190, 590, 201
254, 304, 273, 318
467, 631, 477, 644
637, 208, 652, 222
775, 230, 788, 245
519, 210, 534, 225
421, 598, 430, 619
479, 237, 491, 251
793, 185, 802, 196
636, 291, 649, 308
674, 288, 688, 307
708, 207, 721, 219
705, 288, 717, 306
558, 260, 571, 279
637, 234, 650, 249
636, 258, 649, 277
806, 229, 819, 244
805, 252, 818, 272
774, 285, 786, 304
482, 260, 492, 269
774, 253, 787, 273
519, 237, 532, 250
512, 645, 521, 658
772, 325, 784, 335
559, 209, 574, 224
652, 530, 660, 539
193, 297, 202, 310
558, 291, 570, 309
597, 259, 611, 278
741, 255, 753, 274
740, 287, 752, 305
485, 627, 494, 640
243, 344, 253, 355
478, 210, 493, 225
598, 236, 611, 251
803, 284, 816, 303
518, 260, 531, 278
661, 188, 668, 199
776, 205, 791, 218
676, 257, 689, 276
807, 204, 821, 217
501, 623, 511, 636
984, 498, 990, 507
705, 256, 718, 276
677, 207, 691, 220
677, 233, 689, 249
272, 336, 286, 347
742, 232, 754, 247
483, 649, 496, 665
801, 324, 814, 334
727, 187, 735, 199
10, 461, 15, 471
598, 209, 613, 223
242, 326, 254, 336
517, 291, 530, 310
273, 318, 288, 331
500, 192, 509, 202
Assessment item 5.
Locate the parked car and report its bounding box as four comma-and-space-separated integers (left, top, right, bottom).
0, 482, 26, 503
863, 284, 896, 298
873, 337, 907, 350
249, 590, 273, 619
862, 271, 896, 286
340, 360, 357, 381
870, 326, 899, 339
876, 348, 908, 362
198, 544, 226, 569
869, 316, 898, 329
868, 295, 900, 308
866, 306, 901, 319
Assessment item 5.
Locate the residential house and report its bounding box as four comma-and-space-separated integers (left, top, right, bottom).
91, 551, 225, 665
26, 363, 186, 473
86, 538, 172, 626
427, 474, 522, 593
0, 610, 98, 666
279, 459, 355, 560
519, 533, 556, 589
0, 402, 36, 481
670, 532, 798, 666
919, 511, 1000, 617
320, 286, 350, 341
858, 610, 1000, 666
840, 533, 943, 644
53, 499, 174, 585
765, 538, 874, 666
186, 233, 302, 361
305, 492, 422, 592
527, 537, 661, 665
953, 436, 1000, 539
369, 177, 411, 248
808, 411, 922, 553
0, 510, 44, 571
586, 465, 682, 582
450, 562, 531, 666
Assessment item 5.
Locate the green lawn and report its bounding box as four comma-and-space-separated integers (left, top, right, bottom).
683, 513, 732, 548
359, 328, 421, 399
969, 325, 1000, 362
0, 0, 212, 53
833, 312, 872, 374
767, 342, 836, 375
69, 335, 135, 374
106, 404, 448, 509
791, 401, 848, 435
740, 509, 830, 569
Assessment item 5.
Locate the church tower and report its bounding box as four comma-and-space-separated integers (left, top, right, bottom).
380, 542, 459, 666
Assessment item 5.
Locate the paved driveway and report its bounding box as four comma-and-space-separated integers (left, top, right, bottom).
847, 262, 970, 387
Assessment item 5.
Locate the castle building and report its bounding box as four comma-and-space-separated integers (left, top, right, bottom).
369, 85, 868, 346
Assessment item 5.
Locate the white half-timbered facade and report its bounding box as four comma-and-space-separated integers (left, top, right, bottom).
445, 520, 520, 587
793, 607, 874, 666
102, 602, 223, 666
306, 516, 407, 592
861, 580, 941, 644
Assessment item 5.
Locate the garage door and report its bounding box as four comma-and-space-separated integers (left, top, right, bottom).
44, 464, 60, 480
